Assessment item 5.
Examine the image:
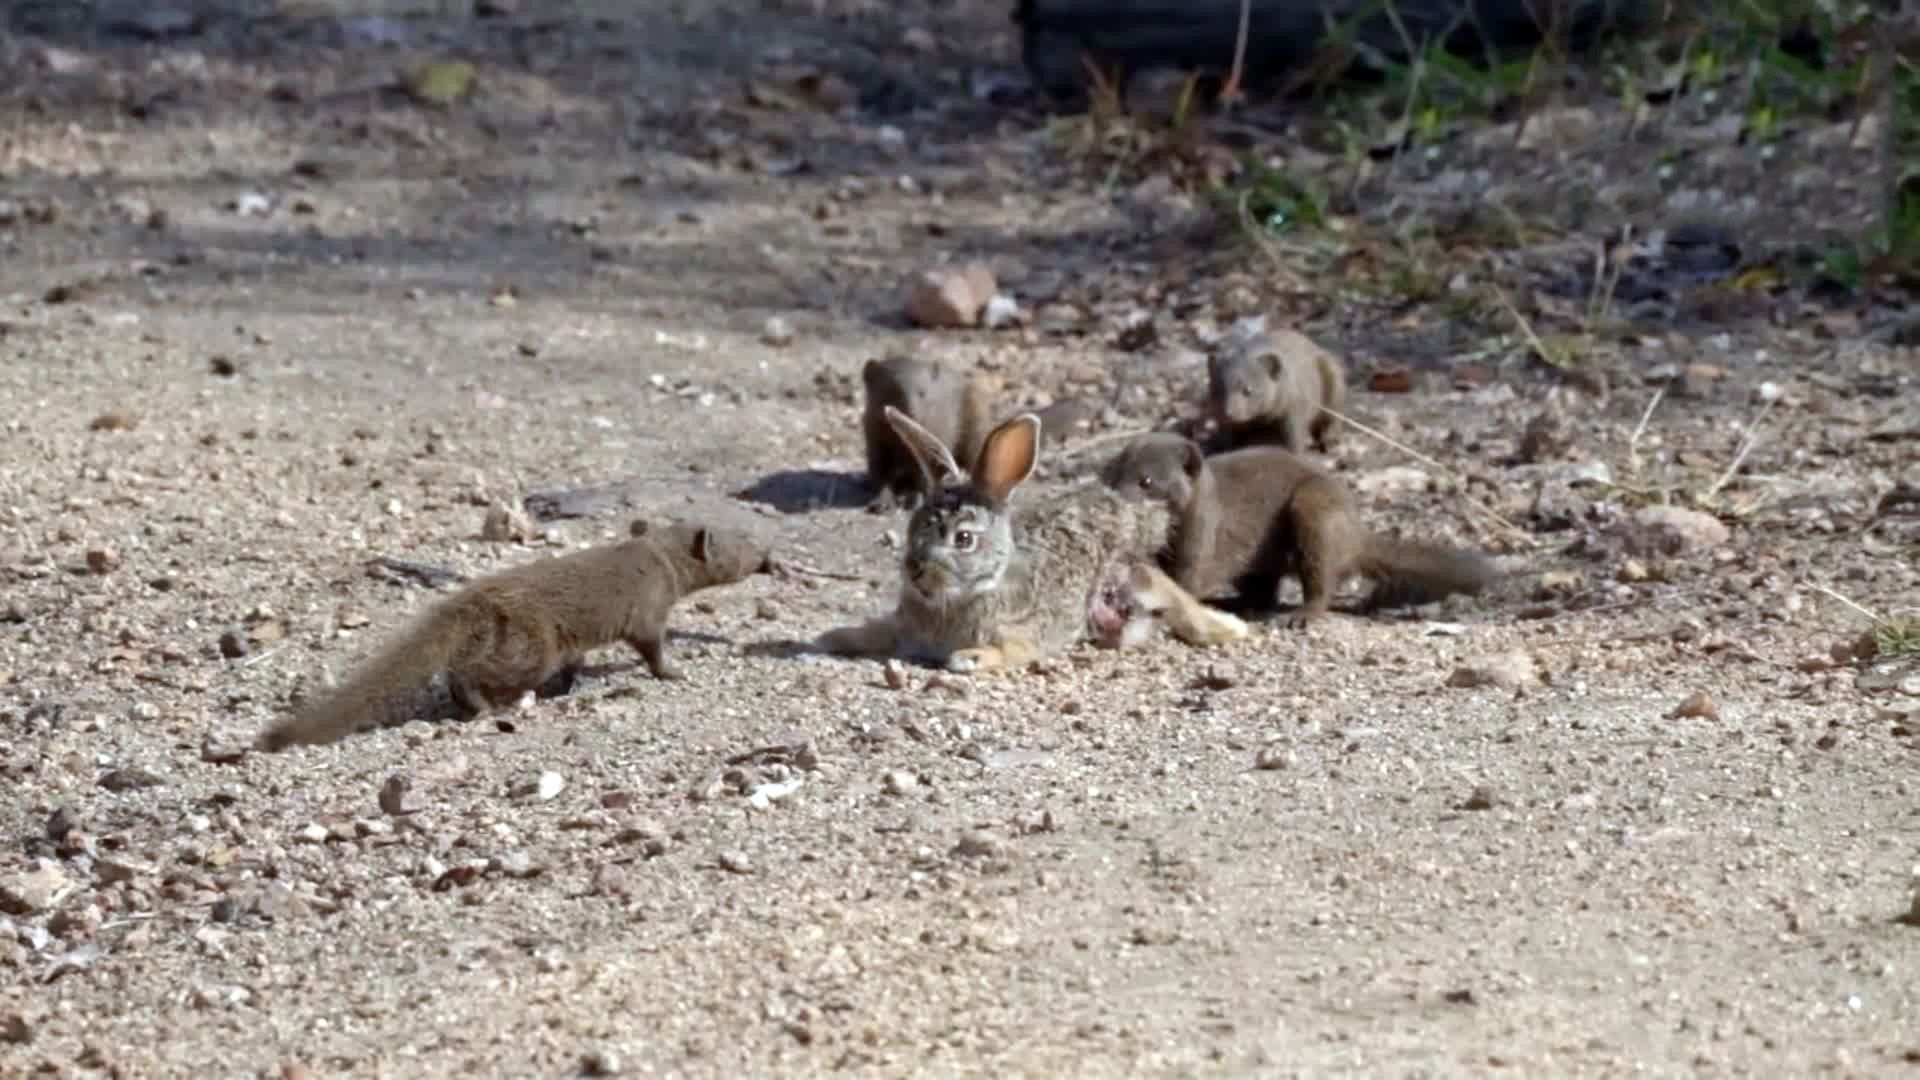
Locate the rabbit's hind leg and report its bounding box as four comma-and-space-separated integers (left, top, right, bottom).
816, 613, 903, 658
1137, 564, 1249, 647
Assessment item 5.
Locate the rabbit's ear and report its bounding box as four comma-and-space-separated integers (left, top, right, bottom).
972, 413, 1041, 504
883, 405, 965, 489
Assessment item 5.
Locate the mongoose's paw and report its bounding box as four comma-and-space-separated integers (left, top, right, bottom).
864, 489, 920, 515
1283, 608, 1326, 630
649, 663, 685, 681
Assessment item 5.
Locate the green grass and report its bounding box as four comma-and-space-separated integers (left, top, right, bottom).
1062, 0, 1915, 313
1212, 155, 1328, 239
1875, 616, 1920, 659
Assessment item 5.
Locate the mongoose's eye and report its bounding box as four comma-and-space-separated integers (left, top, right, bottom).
1138, 476, 1155, 492
953, 528, 976, 551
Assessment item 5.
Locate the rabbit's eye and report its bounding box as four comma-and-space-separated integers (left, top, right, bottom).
952, 528, 976, 550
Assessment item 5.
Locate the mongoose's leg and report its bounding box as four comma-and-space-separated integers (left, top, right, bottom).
447, 672, 491, 721
532, 659, 583, 699
1282, 415, 1310, 455
948, 628, 1039, 674
1286, 511, 1341, 629
628, 634, 681, 680
864, 480, 915, 514
1215, 571, 1283, 616
816, 614, 900, 658
1134, 564, 1249, 647
1310, 410, 1336, 452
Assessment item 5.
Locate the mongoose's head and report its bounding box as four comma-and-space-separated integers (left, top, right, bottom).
632, 519, 774, 584
1085, 557, 1166, 650
862, 354, 948, 418
1207, 345, 1282, 425
1100, 434, 1205, 514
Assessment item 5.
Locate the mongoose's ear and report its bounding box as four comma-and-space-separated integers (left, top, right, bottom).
972, 413, 1040, 504
1261, 350, 1284, 380
628, 519, 651, 538
691, 527, 712, 563
861, 357, 885, 387
1181, 440, 1205, 479
883, 404, 965, 490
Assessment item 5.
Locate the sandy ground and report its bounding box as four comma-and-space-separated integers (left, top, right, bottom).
1, 2, 1918, 1077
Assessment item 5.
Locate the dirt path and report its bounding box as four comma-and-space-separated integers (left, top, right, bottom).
1, 3, 1917, 1077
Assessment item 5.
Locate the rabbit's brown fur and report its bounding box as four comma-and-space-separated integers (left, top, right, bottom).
818, 409, 1247, 671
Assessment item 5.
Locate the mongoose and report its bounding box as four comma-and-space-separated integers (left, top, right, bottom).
256, 519, 772, 751
1100, 434, 1497, 627
1206, 316, 1346, 455
863, 354, 990, 510
862, 353, 1096, 509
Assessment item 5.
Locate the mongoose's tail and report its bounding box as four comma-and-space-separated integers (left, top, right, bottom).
1355, 536, 1500, 609
256, 606, 471, 752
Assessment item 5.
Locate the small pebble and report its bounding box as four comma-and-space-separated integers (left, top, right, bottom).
590, 862, 630, 898
952, 831, 1003, 859
1253, 747, 1293, 771
379, 774, 423, 816
716, 849, 752, 874
199, 738, 248, 765
480, 503, 533, 543
905, 261, 995, 329
982, 294, 1025, 329
580, 1048, 623, 1077
1457, 785, 1499, 811
94, 856, 152, 885
1668, 692, 1719, 721
0, 1013, 30, 1045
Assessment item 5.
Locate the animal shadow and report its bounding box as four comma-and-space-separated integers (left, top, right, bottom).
740, 638, 823, 661
733, 469, 873, 514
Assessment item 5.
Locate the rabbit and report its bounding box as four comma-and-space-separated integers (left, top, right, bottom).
816, 405, 1249, 672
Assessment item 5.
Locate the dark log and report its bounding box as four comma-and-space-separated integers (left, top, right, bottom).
1013, 0, 1651, 107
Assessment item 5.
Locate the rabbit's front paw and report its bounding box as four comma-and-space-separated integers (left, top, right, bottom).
947, 646, 1002, 673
